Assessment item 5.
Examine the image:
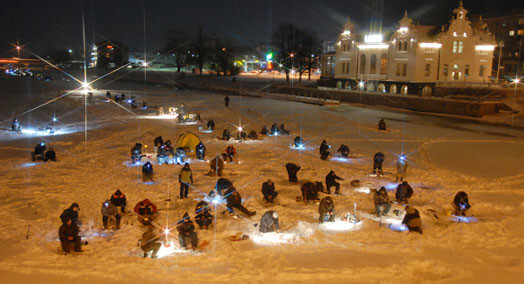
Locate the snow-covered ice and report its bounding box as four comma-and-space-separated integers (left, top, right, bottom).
1, 79, 524, 283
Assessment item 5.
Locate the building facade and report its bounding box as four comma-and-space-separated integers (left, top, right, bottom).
322, 1, 496, 96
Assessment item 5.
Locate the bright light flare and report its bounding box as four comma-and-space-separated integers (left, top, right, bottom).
52, 116, 58, 122
419, 42, 442, 48
237, 126, 243, 131
475, 45, 495, 51
319, 219, 363, 231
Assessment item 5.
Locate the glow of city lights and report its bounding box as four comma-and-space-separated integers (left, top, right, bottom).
419, 42, 442, 48
358, 81, 365, 88
357, 44, 389, 50
342, 30, 351, 36
398, 27, 409, 33
364, 34, 383, 43
514, 78, 520, 84
475, 45, 495, 51
319, 219, 363, 231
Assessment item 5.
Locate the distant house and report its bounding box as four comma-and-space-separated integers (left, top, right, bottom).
95, 40, 128, 68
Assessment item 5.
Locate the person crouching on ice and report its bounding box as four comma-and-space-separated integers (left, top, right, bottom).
31, 142, 46, 161
134, 199, 158, 225
58, 217, 83, 254
261, 179, 278, 203
319, 140, 330, 160
195, 201, 213, 230
452, 191, 471, 216
101, 199, 121, 230
373, 187, 391, 217
177, 212, 198, 250
225, 187, 256, 217
142, 162, 154, 182
402, 206, 422, 234
318, 196, 335, 223
141, 225, 162, 258
293, 136, 304, 148
259, 211, 280, 233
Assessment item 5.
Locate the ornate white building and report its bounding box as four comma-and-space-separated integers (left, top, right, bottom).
325, 1, 496, 96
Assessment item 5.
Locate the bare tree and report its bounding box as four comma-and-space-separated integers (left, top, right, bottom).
191, 26, 208, 74
271, 23, 300, 83
164, 28, 191, 72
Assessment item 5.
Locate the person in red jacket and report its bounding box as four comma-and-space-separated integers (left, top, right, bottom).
225, 145, 236, 163
134, 199, 158, 225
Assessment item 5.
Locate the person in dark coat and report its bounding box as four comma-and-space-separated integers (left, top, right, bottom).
378, 118, 386, 131
131, 143, 143, 163
325, 170, 343, 194
222, 129, 231, 140
215, 178, 233, 196
285, 163, 301, 182
402, 206, 422, 234
261, 125, 269, 135
319, 196, 335, 223
114, 95, 120, 103
195, 201, 213, 229
247, 130, 258, 140
165, 140, 175, 156
293, 136, 304, 148
142, 162, 154, 182
336, 144, 350, 158
121, 93, 126, 101
101, 199, 121, 229
58, 218, 83, 253
279, 124, 289, 135
31, 142, 46, 161
207, 154, 225, 176
177, 212, 198, 250
178, 163, 193, 199
154, 136, 164, 147
196, 142, 206, 160
224, 96, 230, 107
319, 140, 330, 160
224, 187, 256, 216
44, 147, 56, 162
141, 225, 162, 258
106, 91, 111, 98
452, 191, 471, 216
259, 211, 280, 233
301, 182, 323, 202
11, 118, 20, 132
60, 203, 80, 225
174, 147, 186, 164
207, 119, 215, 130
270, 123, 279, 135
373, 152, 385, 175
373, 187, 391, 217
110, 190, 127, 212
395, 181, 414, 204
261, 179, 278, 203
157, 144, 169, 165
134, 199, 158, 225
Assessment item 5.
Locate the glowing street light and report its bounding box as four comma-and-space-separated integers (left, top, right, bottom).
237, 126, 243, 132
52, 116, 58, 122
16, 46, 20, 50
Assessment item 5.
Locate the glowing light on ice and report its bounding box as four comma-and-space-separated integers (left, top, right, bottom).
385, 183, 397, 191
331, 157, 351, 163
21, 128, 67, 136
354, 186, 370, 194
319, 220, 363, 231
449, 215, 478, 223
251, 232, 299, 245
19, 162, 39, 168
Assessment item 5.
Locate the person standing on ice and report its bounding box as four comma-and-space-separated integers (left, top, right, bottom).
11, 118, 20, 132
58, 217, 83, 254
110, 190, 127, 213
452, 191, 471, 216
224, 95, 230, 107
336, 144, 350, 158
395, 181, 414, 204
373, 187, 391, 217
224, 187, 256, 217
261, 179, 278, 203
141, 225, 162, 258
195, 201, 213, 230
318, 196, 335, 223
402, 206, 422, 234
325, 170, 343, 195
285, 163, 300, 182
259, 211, 280, 233
60, 203, 80, 225
101, 200, 121, 230
260, 125, 269, 135
31, 142, 46, 161
373, 152, 385, 175
177, 212, 199, 250
395, 155, 408, 182
196, 142, 206, 160
222, 128, 231, 140
319, 140, 331, 160
225, 145, 236, 163
142, 162, 154, 182
178, 163, 193, 199
378, 118, 386, 131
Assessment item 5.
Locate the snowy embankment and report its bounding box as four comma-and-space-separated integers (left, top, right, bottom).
0, 81, 524, 283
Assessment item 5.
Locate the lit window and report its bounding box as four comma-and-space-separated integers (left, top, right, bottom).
402, 63, 407, 76
518, 30, 524, 36
453, 41, 458, 53
463, 32, 467, 37
509, 30, 515, 36
465, 64, 469, 76
458, 41, 464, 54
453, 64, 459, 69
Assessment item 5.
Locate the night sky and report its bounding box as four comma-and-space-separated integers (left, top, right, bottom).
0, 0, 522, 56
